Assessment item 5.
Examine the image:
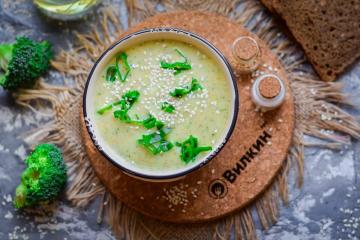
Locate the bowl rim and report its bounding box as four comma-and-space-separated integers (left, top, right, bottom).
83, 27, 239, 180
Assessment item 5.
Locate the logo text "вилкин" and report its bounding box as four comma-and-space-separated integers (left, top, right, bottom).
222, 130, 272, 184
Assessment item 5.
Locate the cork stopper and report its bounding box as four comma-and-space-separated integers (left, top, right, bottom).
259, 76, 281, 99
251, 74, 286, 111
232, 36, 261, 74
232, 37, 259, 61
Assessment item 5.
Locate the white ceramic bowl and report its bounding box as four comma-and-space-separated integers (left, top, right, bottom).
83, 28, 239, 182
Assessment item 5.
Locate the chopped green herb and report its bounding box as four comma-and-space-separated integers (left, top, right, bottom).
116, 52, 131, 82
137, 126, 173, 155
97, 90, 140, 115
161, 102, 175, 113
176, 135, 212, 163
170, 78, 203, 98
113, 108, 132, 122
141, 114, 158, 129
105, 65, 117, 82
121, 90, 140, 107
112, 99, 164, 130
97, 100, 122, 115
160, 49, 191, 75
141, 114, 164, 129
112, 89, 140, 120
104, 52, 131, 83
105, 91, 164, 129
128, 114, 164, 129
159, 126, 172, 136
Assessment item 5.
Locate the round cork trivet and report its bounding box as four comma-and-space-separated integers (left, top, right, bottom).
80, 11, 295, 223
259, 76, 281, 99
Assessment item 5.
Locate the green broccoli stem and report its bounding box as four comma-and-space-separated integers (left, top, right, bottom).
0, 75, 5, 86
14, 183, 27, 209
0, 44, 13, 71
0, 44, 13, 86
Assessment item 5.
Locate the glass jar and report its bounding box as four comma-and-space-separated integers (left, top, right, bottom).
231, 36, 261, 74
251, 74, 286, 112
33, 0, 103, 20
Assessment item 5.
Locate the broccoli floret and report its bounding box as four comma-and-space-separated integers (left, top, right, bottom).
0, 36, 53, 90
14, 144, 67, 209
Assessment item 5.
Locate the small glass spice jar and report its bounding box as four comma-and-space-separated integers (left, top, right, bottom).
231, 36, 261, 74
251, 74, 286, 112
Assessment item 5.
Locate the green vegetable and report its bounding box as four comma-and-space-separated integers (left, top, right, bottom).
138, 126, 173, 155
97, 90, 140, 115
160, 49, 191, 75
115, 52, 131, 82
105, 92, 172, 154
0, 36, 53, 90
113, 108, 132, 122
104, 52, 131, 83
176, 135, 212, 163
114, 111, 164, 129
161, 102, 175, 113
170, 78, 203, 98
107, 91, 164, 130
105, 65, 117, 82
97, 100, 122, 115
138, 114, 164, 129
14, 144, 67, 209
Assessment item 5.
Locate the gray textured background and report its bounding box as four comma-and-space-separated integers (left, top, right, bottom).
0, 0, 360, 239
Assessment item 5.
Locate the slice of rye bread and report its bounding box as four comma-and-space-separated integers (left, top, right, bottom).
261, 0, 360, 81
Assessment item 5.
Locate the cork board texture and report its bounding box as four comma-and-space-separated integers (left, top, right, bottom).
80, 11, 295, 223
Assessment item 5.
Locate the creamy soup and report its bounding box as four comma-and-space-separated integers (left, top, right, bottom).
92, 39, 232, 173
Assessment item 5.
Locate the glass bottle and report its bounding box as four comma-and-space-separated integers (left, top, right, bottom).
231, 36, 261, 74
33, 0, 103, 20
251, 74, 286, 112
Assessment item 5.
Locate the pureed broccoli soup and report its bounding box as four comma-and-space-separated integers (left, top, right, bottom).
92, 39, 233, 174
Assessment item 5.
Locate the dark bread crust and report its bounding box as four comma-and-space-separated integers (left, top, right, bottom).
261, 0, 360, 81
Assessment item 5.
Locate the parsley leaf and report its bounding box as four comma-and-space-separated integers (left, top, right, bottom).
142, 114, 164, 129
176, 135, 212, 164
129, 114, 164, 129
170, 78, 203, 98
106, 91, 163, 130
105, 65, 117, 82
137, 126, 174, 155
160, 49, 191, 75
104, 52, 131, 83
161, 102, 175, 113
115, 52, 131, 82
97, 90, 140, 115
120, 90, 140, 107
113, 108, 132, 122
97, 100, 122, 115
